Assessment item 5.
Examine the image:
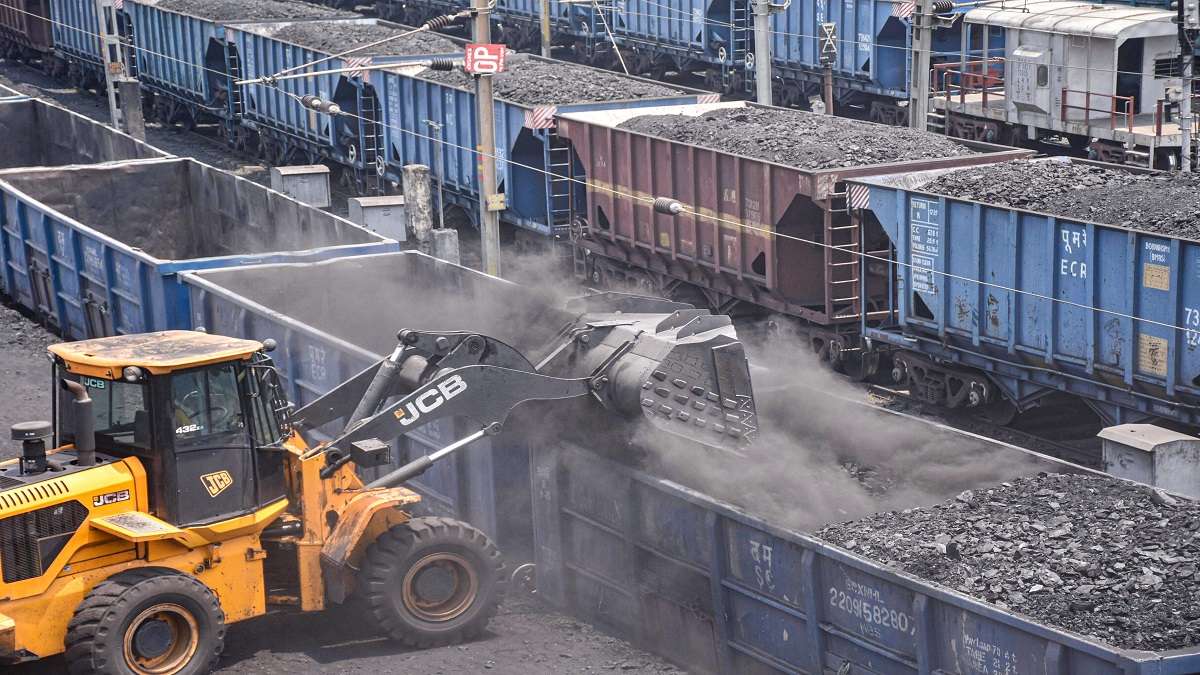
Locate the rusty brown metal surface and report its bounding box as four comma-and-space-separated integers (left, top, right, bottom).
558, 113, 1030, 326
0, 0, 52, 53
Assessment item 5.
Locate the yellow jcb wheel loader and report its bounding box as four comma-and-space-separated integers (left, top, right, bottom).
0, 293, 755, 674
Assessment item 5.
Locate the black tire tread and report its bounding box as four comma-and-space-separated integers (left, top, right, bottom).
359, 516, 506, 648
64, 567, 225, 675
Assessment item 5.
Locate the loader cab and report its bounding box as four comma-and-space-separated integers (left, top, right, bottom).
49, 331, 292, 527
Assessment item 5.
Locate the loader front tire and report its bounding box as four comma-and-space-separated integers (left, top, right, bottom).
359, 516, 506, 647
65, 568, 225, 675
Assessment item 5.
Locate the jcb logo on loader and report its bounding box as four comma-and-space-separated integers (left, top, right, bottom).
394, 375, 467, 427
201, 471, 234, 498
92, 489, 130, 507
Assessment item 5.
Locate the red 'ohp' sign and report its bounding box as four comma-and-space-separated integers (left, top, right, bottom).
464, 43, 506, 75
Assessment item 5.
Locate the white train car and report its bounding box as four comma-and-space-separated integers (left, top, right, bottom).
932, 0, 1185, 168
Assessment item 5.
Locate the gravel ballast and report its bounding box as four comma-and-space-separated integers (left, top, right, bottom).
154, 0, 354, 21
819, 473, 1200, 650
419, 53, 686, 105
921, 159, 1200, 239
269, 22, 460, 56
616, 106, 976, 170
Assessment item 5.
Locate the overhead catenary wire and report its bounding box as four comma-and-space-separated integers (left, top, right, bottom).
4, 3, 1200, 341
240, 10, 473, 85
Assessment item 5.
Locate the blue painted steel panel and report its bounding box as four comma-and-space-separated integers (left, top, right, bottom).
228, 18, 458, 170
855, 158, 1200, 424
617, 0, 740, 67
533, 441, 1200, 675
231, 19, 357, 149
50, 0, 102, 65
180, 252, 541, 552
372, 59, 709, 235
126, 2, 357, 117
765, 0, 993, 106
125, 0, 229, 111
770, 0, 905, 95
0, 157, 396, 340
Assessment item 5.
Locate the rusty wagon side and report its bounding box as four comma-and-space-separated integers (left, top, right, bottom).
555, 101, 1029, 357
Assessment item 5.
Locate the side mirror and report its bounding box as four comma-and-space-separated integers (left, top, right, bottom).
262, 338, 278, 353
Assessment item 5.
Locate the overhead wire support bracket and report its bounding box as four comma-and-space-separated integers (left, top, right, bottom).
255, 11, 472, 85
237, 58, 460, 87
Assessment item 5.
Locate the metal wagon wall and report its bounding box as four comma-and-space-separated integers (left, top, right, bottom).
372, 60, 712, 237
852, 157, 1200, 426
0, 157, 396, 340
0, 0, 52, 60
555, 100, 1027, 342
0, 96, 167, 169
533, 441, 1200, 675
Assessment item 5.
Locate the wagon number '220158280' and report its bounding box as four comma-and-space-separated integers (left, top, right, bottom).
828, 584, 917, 637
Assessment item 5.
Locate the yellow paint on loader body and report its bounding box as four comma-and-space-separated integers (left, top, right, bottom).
0, 333, 426, 664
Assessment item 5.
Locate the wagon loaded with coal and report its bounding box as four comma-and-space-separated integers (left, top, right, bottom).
850, 157, 1200, 427
556, 99, 1026, 372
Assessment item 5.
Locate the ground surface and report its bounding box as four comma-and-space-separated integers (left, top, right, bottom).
0, 60, 683, 674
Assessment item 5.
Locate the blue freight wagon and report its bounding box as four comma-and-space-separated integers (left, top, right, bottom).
373, 0, 584, 54
761, 0, 997, 118
48, 0, 110, 88
0, 157, 396, 340
226, 17, 462, 190
532, 441, 1200, 675
179, 252, 565, 558
123, 0, 353, 138
376, 0, 748, 90
0, 82, 23, 98
369, 58, 717, 237
849, 157, 1200, 427
0, 95, 167, 169
611, 0, 747, 90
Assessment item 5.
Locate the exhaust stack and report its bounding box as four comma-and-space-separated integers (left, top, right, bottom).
60, 380, 96, 466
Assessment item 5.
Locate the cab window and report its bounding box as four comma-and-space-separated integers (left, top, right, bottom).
57, 371, 152, 451
246, 365, 285, 447
170, 364, 245, 448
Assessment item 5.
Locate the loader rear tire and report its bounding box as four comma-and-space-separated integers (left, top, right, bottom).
358, 516, 506, 647
65, 568, 225, 675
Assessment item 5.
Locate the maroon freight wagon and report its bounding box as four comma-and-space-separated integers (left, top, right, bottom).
0, 0, 51, 61
555, 101, 1028, 361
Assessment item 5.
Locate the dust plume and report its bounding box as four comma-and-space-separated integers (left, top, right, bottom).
639, 333, 1047, 532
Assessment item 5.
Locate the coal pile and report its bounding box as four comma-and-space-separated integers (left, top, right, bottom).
922, 159, 1200, 239
616, 106, 975, 170
155, 0, 354, 21
419, 53, 685, 105
819, 473, 1200, 650
270, 22, 459, 56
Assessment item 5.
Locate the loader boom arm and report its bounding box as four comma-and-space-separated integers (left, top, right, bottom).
294, 294, 758, 486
